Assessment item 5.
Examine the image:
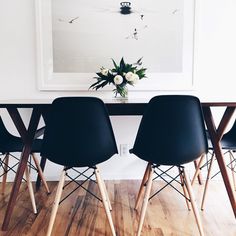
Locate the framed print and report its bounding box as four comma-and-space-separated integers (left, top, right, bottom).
35, 0, 195, 91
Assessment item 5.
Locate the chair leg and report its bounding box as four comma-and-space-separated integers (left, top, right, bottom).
229, 151, 236, 191
25, 165, 37, 214
101, 177, 112, 211
194, 159, 203, 185
178, 168, 191, 211
135, 163, 151, 210
136, 165, 154, 236
31, 153, 50, 194
201, 156, 214, 210
94, 166, 116, 236
47, 169, 66, 236
183, 168, 205, 236
191, 155, 205, 185
36, 156, 47, 191
1, 153, 9, 194
200, 150, 236, 210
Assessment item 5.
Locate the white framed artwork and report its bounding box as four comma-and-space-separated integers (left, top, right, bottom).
35, 0, 195, 91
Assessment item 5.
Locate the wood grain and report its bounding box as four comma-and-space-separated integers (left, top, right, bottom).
0, 180, 235, 236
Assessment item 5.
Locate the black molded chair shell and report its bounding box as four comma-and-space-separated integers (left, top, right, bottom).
207, 119, 236, 150
41, 97, 118, 167
0, 117, 42, 154
132, 95, 208, 166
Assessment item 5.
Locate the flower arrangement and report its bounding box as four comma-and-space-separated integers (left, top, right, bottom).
89, 57, 147, 98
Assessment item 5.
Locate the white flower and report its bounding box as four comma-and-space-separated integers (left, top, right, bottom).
125, 72, 134, 81
101, 68, 109, 76
114, 75, 123, 85
132, 74, 140, 84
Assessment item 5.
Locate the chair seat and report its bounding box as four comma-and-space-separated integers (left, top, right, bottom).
0, 135, 42, 154
206, 131, 236, 150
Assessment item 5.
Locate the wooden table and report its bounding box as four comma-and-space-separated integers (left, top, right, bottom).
201, 103, 236, 218
0, 99, 235, 230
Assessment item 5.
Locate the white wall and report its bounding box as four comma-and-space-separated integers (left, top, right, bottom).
1, 0, 236, 181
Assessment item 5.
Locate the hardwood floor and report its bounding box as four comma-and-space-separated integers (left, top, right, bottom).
0, 180, 235, 236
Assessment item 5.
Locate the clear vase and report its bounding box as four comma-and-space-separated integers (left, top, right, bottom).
114, 86, 128, 100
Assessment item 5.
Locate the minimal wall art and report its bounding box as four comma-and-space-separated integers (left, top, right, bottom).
35, 0, 195, 90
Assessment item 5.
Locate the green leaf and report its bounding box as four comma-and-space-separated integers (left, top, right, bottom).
99, 80, 109, 88
136, 68, 147, 79
112, 59, 119, 70
89, 80, 103, 89
120, 57, 125, 67
136, 57, 143, 65
119, 57, 125, 72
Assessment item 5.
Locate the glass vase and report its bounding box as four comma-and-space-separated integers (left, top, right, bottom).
114, 85, 128, 100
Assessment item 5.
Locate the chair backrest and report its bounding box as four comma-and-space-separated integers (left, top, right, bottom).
222, 119, 236, 140
0, 117, 14, 143
132, 95, 208, 166
41, 97, 118, 167
215, 118, 236, 150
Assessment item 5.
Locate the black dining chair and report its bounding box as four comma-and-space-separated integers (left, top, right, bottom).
0, 116, 50, 214
192, 121, 236, 210
131, 95, 208, 236
40, 97, 118, 236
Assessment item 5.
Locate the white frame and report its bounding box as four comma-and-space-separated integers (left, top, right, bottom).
35, 0, 195, 91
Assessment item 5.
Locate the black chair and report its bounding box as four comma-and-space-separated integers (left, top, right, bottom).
131, 95, 208, 236
40, 97, 118, 236
0, 117, 50, 214
193, 122, 236, 210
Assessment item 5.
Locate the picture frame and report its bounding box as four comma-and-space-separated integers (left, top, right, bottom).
35, 0, 195, 91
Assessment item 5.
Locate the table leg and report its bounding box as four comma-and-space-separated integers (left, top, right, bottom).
2, 108, 41, 230
203, 106, 236, 218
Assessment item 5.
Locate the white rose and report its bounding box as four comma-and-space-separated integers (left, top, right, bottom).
101, 68, 109, 76
114, 75, 123, 85
132, 74, 140, 84
125, 72, 134, 81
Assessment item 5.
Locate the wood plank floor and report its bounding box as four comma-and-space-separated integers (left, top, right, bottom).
0, 180, 235, 236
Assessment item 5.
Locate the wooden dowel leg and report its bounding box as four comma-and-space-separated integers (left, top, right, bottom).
95, 167, 116, 236
229, 151, 236, 191
191, 155, 205, 185
36, 156, 47, 191
136, 166, 154, 236
101, 178, 112, 211
32, 154, 50, 194
135, 163, 151, 210
201, 156, 214, 210
25, 165, 37, 214
1, 153, 9, 194
183, 168, 205, 236
194, 158, 203, 185
47, 169, 66, 236
179, 167, 191, 211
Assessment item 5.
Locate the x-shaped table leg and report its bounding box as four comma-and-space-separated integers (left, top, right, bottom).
2, 107, 42, 230
203, 106, 236, 218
